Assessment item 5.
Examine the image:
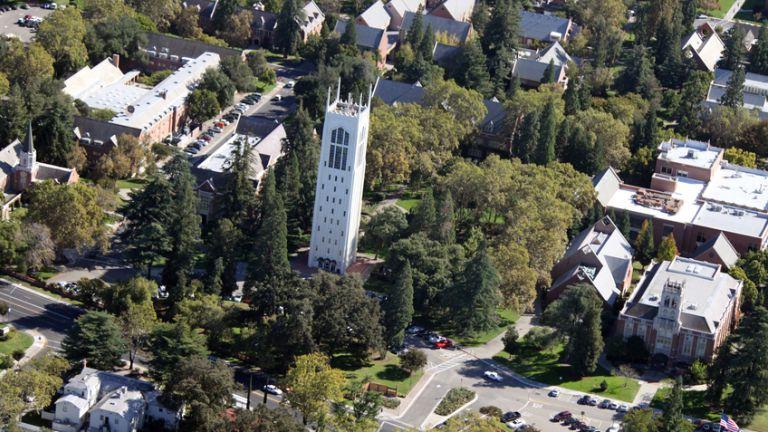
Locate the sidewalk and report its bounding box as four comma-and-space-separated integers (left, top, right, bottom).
16, 329, 46, 367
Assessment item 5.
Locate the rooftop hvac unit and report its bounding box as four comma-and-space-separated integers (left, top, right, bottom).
549, 31, 562, 41
687, 149, 697, 158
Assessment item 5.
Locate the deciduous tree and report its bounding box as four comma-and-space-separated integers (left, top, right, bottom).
283, 352, 346, 425
36, 7, 88, 77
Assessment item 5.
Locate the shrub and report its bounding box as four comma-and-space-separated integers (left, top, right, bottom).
382, 397, 401, 409
0, 354, 12, 369
502, 326, 519, 354
399, 349, 427, 374
689, 360, 708, 385
599, 379, 608, 392
435, 387, 475, 416
522, 326, 557, 350
12, 349, 25, 361
479, 405, 503, 418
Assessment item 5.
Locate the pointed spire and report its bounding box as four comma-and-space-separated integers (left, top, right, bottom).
25, 121, 33, 153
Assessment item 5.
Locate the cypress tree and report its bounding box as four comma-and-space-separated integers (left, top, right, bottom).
433, 191, 456, 244
161, 154, 201, 306
456, 38, 492, 97
286, 106, 319, 233
720, 65, 745, 108
721, 26, 747, 71
656, 234, 678, 262
656, 8, 685, 87
516, 111, 540, 164
751, 25, 768, 75
275, 0, 303, 56
682, 0, 697, 33
542, 59, 556, 84
660, 378, 686, 432
632, 102, 659, 152
384, 262, 414, 348
410, 189, 437, 234
537, 99, 557, 165
419, 25, 436, 59
406, 5, 425, 47
635, 219, 655, 264
620, 211, 631, 239
340, 20, 358, 48
450, 244, 501, 335
249, 172, 290, 284
564, 75, 581, 116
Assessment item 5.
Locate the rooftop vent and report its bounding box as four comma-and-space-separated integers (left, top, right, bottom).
687, 149, 697, 158
649, 295, 659, 301
687, 304, 697, 310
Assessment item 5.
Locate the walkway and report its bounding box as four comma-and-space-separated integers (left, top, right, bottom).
723, 0, 747, 20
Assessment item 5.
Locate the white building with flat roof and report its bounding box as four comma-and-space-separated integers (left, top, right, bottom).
308, 82, 372, 274
66, 52, 221, 149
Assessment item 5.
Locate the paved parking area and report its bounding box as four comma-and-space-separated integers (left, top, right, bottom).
0, 5, 53, 43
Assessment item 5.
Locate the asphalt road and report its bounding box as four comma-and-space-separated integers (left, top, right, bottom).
381, 336, 628, 431
0, 279, 81, 351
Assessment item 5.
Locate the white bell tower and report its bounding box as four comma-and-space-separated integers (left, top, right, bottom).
308, 79, 373, 274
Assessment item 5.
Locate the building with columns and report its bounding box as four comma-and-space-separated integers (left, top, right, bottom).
308, 82, 372, 274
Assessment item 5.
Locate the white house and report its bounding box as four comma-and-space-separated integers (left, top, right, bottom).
87, 387, 146, 432
308, 81, 372, 274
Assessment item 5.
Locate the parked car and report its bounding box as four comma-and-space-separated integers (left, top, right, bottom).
507, 419, 527, 430
587, 397, 598, 406
434, 338, 453, 349
501, 411, 522, 422
211, 126, 223, 133
552, 411, 572, 422
285, 80, 295, 88
599, 399, 611, 409
405, 325, 424, 335
483, 371, 502, 382
608, 402, 619, 410
185, 147, 199, 154
263, 384, 283, 395
241, 99, 255, 105
427, 333, 442, 344
607, 424, 621, 432
272, 95, 282, 101
617, 404, 629, 413
548, 389, 560, 398
201, 135, 212, 142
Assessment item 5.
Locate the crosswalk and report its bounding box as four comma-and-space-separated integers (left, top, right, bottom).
426, 351, 469, 373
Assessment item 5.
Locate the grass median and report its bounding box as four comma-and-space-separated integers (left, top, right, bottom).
331, 352, 424, 398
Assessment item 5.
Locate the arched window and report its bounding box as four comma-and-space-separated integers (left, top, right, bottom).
328, 127, 349, 170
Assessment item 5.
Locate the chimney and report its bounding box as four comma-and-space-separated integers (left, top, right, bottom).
112, 53, 120, 69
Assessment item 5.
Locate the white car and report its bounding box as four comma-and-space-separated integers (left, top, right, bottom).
285, 80, 295, 88
507, 419, 527, 430
548, 389, 560, 397
483, 371, 503, 382
428, 334, 443, 344
263, 384, 283, 395
607, 424, 620, 432
405, 325, 424, 335
617, 404, 629, 413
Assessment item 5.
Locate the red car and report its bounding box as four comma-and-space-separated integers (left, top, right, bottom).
434, 338, 453, 349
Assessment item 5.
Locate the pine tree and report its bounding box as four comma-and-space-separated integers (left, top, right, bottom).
620, 211, 631, 239
536, 99, 557, 165
340, 20, 359, 53
285, 106, 319, 232
621, 44, 658, 98
205, 256, 224, 295
656, 8, 685, 88
216, 139, 258, 227
721, 26, 747, 71
456, 38, 492, 97
635, 219, 655, 264
419, 25, 435, 59
248, 172, 290, 283
275, 0, 303, 56
656, 234, 678, 262
384, 262, 414, 348
483, 0, 519, 96
542, 59, 556, 84
161, 154, 201, 306
449, 245, 501, 335
676, 70, 712, 135
660, 378, 686, 432
433, 191, 456, 244
720, 65, 745, 108
410, 189, 436, 234
682, 0, 697, 33
516, 111, 540, 164
406, 5, 425, 47
751, 25, 768, 74
632, 103, 659, 152
121, 176, 173, 278
278, 151, 303, 250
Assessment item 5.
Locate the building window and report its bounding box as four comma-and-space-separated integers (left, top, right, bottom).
696, 232, 706, 244
683, 334, 693, 356
678, 170, 688, 178
695, 339, 707, 358
661, 166, 673, 175
623, 320, 634, 338
655, 335, 672, 352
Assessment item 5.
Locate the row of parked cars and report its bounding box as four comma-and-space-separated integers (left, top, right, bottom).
17, 14, 42, 27
185, 93, 261, 155
406, 325, 457, 349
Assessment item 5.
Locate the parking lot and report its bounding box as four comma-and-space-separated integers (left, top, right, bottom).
0, 5, 53, 43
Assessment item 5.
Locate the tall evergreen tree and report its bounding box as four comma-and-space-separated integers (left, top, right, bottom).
448, 244, 501, 335
284, 106, 319, 232
433, 191, 456, 244
682, 0, 697, 33
656, 8, 685, 88
410, 189, 437, 234
406, 5, 425, 47
542, 59, 556, 84
216, 139, 257, 227
483, 0, 519, 96
720, 65, 745, 108
121, 176, 173, 278
248, 172, 290, 284
676, 70, 712, 134
63, 311, 127, 370
635, 219, 655, 264
723, 307, 768, 422
384, 262, 414, 348
419, 25, 436, 60
751, 25, 768, 75
620, 211, 631, 239
660, 377, 686, 432
516, 111, 540, 164
620, 44, 658, 98
340, 20, 359, 55
205, 218, 240, 296
275, 0, 304, 56
455, 38, 492, 97
563, 74, 581, 116
537, 99, 557, 165
632, 102, 659, 152
161, 154, 201, 306
721, 26, 747, 71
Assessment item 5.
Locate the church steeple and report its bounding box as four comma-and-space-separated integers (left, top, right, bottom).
20, 122, 36, 171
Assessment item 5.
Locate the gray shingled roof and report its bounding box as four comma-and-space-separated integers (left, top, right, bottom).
142, 32, 243, 61
333, 20, 385, 50
520, 10, 570, 42
401, 11, 471, 43
692, 232, 740, 269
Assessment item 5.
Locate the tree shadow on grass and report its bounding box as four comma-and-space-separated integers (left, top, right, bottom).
330, 353, 373, 371
376, 364, 409, 382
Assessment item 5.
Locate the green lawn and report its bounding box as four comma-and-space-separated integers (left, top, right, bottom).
442, 308, 519, 347
331, 352, 424, 397
705, 0, 739, 17
256, 82, 277, 94
494, 343, 640, 402
116, 178, 148, 190
396, 198, 421, 212
0, 329, 33, 356
651, 388, 768, 432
